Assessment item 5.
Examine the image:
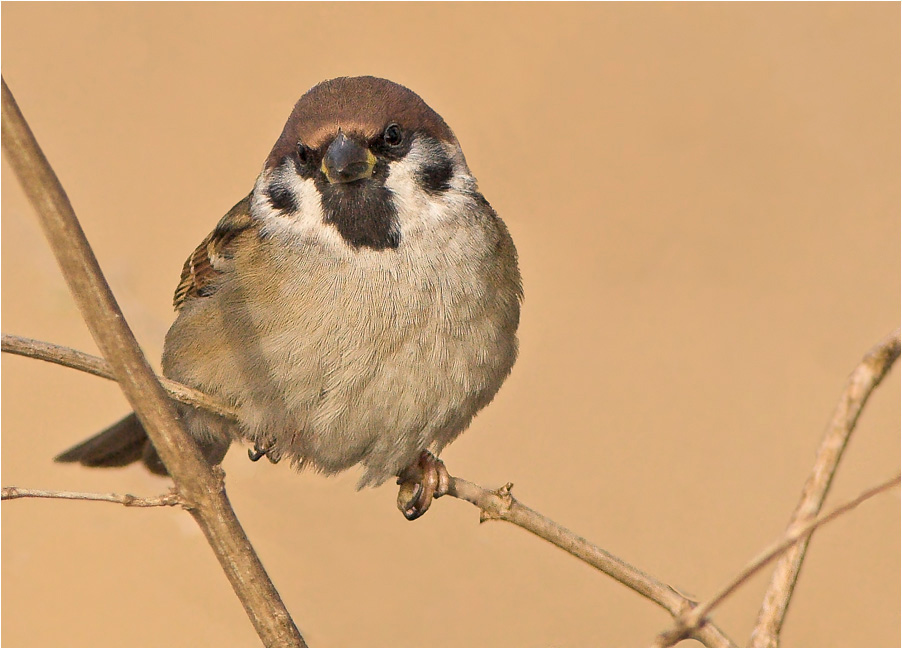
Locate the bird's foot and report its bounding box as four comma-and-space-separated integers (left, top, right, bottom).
396, 451, 450, 521
248, 442, 281, 464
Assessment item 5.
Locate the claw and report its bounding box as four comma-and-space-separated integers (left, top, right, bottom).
396, 451, 451, 521
249, 441, 281, 463
400, 482, 424, 519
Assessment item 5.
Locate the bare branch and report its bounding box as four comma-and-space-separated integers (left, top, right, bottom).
656, 473, 901, 647
2, 334, 238, 420
1, 77, 304, 648
448, 479, 736, 648
2, 486, 182, 507
749, 329, 900, 648
2, 334, 737, 648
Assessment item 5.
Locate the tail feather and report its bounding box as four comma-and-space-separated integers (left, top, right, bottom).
55, 413, 169, 476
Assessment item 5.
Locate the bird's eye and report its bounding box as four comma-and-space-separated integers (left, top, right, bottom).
297, 143, 311, 165
383, 124, 403, 147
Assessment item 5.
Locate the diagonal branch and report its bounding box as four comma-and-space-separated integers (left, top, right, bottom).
656, 473, 901, 647
2, 334, 736, 648
449, 479, 735, 647
2, 334, 237, 419
2, 77, 305, 648
749, 329, 900, 647
2, 486, 182, 507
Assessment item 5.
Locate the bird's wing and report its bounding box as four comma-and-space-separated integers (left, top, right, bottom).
173, 194, 256, 311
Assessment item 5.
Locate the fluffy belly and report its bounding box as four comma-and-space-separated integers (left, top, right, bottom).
239, 299, 515, 486
163, 250, 518, 487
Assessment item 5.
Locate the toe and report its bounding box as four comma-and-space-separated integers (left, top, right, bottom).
400, 482, 425, 520
395, 450, 450, 520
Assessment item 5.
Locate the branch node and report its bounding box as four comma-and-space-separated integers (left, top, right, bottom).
677, 598, 696, 617
498, 481, 515, 497
479, 482, 515, 523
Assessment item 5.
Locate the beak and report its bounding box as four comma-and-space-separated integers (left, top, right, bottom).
321, 131, 376, 184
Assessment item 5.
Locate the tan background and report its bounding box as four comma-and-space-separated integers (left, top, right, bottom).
2, 3, 899, 647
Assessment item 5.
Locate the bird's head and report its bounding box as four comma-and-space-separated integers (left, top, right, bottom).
253, 76, 476, 251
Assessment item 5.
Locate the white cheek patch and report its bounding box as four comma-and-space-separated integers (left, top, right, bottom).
384, 149, 429, 220
442, 141, 477, 194
385, 138, 476, 238
251, 163, 347, 251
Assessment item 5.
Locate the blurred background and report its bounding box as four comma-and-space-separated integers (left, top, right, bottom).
2, 3, 899, 647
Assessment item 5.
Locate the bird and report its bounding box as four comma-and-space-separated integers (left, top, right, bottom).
56, 76, 522, 520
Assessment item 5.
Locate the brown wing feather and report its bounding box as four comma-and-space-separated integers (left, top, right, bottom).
173, 194, 256, 311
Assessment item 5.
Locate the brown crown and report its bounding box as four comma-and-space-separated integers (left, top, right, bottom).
266, 76, 456, 169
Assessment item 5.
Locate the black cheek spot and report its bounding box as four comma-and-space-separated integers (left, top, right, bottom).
416, 155, 454, 195
266, 181, 298, 214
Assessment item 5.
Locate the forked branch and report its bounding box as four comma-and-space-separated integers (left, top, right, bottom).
2, 77, 305, 648
656, 473, 901, 647
2, 333, 735, 648
749, 329, 900, 647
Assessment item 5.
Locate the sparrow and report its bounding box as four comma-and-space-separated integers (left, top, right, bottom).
56, 76, 522, 520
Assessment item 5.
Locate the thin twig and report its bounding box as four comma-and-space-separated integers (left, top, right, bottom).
656, 473, 901, 647
2, 77, 305, 648
749, 329, 900, 648
2, 334, 736, 648
448, 479, 736, 648
2, 334, 238, 420
2, 486, 182, 507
